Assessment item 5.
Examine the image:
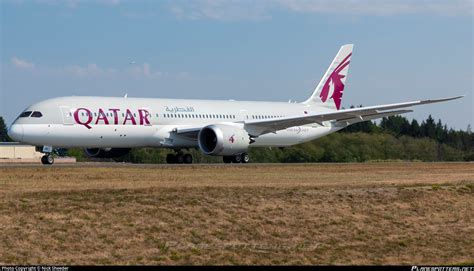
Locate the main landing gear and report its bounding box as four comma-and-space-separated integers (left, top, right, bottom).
41, 154, 54, 165
166, 151, 250, 164
223, 153, 250, 164
166, 151, 193, 164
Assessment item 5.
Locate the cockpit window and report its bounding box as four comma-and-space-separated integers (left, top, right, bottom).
19, 111, 32, 118
31, 111, 43, 118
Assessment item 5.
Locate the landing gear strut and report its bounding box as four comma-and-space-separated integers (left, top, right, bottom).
223, 153, 249, 164
41, 154, 54, 165
166, 151, 193, 164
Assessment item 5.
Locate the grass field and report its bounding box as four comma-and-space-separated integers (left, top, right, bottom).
0, 162, 473, 265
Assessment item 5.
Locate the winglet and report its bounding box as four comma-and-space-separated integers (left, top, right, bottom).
418, 95, 464, 105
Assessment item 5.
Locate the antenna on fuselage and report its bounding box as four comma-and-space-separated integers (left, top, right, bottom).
124, 93, 128, 98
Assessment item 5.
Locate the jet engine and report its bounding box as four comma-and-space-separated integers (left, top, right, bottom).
198, 124, 250, 156
84, 148, 131, 158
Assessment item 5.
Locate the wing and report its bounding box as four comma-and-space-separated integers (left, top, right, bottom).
244, 96, 463, 136
170, 126, 202, 140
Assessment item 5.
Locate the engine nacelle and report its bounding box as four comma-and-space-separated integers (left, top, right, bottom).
84, 148, 131, 158
198, 124, 250, 156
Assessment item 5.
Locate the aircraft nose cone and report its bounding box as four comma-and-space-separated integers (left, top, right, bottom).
8, 124, 24, 142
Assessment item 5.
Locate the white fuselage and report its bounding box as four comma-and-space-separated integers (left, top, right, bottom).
9, 96, 342, 149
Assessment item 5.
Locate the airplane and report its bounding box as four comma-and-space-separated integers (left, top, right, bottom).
7, 44, 463, 165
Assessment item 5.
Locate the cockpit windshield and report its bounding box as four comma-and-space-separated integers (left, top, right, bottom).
31, 111, 43, 118
19, 111, 32, 118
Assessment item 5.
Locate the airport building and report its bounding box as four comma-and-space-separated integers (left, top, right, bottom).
0, 142, 76, 163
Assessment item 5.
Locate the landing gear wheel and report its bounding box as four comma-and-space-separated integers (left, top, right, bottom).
175, 154, 184, 164
241, 153, 250, 163
166, 154, 176, 164
183, 154, 193, 164
232, 154, 242, 163
41, 155, 54, 165
223, 156, 232, 164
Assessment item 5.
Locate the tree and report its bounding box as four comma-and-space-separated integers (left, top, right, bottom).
0, 117, 11, 142
409, 119, 421, 137
435, 119, 447, 143
421, 115, 436, 139
381, 115, 410, 137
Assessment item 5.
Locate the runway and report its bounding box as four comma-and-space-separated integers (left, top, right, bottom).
1, 162, 473, 265
0, 161, 471, 168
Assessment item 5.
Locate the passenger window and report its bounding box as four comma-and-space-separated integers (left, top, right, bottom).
19, 111, 32, 118
31, 111, 43, 118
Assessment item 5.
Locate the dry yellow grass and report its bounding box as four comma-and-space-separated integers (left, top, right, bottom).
0, 162, 473, 265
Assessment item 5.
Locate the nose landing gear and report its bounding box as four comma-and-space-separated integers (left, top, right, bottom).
37, 145, 55, 165
41, 154, 54, 165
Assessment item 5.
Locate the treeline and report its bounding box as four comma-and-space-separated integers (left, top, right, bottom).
75, 114, 473, 163
341, 114, 472, 159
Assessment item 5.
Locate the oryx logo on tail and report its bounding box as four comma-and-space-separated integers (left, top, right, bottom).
319, 52, 351, 110
302, 44, 353, 110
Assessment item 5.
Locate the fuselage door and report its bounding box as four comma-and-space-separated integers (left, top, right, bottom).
60, 106, 74, 125
239, 109, 249, 122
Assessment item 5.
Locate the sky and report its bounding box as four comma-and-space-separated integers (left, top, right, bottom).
1, 0, 473, 129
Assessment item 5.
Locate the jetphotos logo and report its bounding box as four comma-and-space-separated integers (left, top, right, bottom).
73, 108, 151, 129
319, 53, 351, 110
